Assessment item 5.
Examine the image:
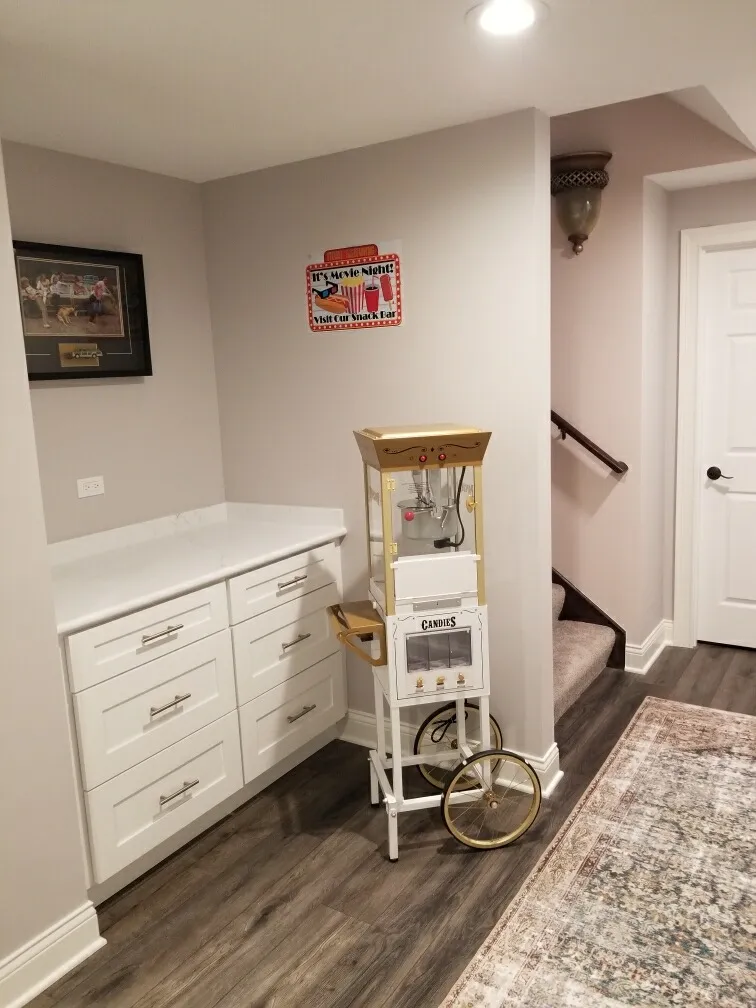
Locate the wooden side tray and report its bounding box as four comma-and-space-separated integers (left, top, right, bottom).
328, 600, 387, 667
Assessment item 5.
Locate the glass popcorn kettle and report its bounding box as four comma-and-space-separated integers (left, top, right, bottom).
397, 467, 460, 544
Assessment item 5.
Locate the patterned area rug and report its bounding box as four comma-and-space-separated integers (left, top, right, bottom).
442, 697, 756, 1007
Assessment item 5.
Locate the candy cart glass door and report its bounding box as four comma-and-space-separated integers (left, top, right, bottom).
365, 464, 387, 610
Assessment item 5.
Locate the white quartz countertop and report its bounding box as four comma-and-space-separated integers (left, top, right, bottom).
50, 502, 346, 635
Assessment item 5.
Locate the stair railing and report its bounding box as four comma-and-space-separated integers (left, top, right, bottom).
551, 411, 629, 475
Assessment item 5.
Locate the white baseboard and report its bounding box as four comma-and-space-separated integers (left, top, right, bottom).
0, 902, 105, 1008
625, 619, 674, 675
514, 741, 563, 797
340, 710, 562, 796
340, 708, 417, 752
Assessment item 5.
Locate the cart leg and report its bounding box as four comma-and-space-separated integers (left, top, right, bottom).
456, 697, 467, 749
478, 694, 493, 787
369, 757, 380, 807
374, 678, 386, 760
387, 807, 399, 862
388, 706, 403, 861
479, 694, 492, 749
371, 678, 385, 807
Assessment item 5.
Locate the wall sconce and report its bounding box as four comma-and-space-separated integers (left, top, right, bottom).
551, 151, 612, 255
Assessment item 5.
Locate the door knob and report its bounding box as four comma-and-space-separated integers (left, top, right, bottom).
706, 466, 733, 481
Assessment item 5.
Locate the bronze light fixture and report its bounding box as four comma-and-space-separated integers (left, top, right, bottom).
551, 151, 612, 255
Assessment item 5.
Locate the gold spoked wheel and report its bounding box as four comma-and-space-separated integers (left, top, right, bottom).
414, 702, 503, 792
441, 750, 541, 850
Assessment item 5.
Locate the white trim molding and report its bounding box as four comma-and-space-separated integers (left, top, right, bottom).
0, 902, 104, 1008
340, 709, 563, 797
340, 709, 417, 752
515, 742, 563, 798
626, 619, 674, 675
674, 220, 756, 648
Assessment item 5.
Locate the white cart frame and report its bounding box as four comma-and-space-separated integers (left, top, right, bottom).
368, 676, 492, 861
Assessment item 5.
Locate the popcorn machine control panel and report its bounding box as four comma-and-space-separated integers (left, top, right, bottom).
355, 425, 491, 471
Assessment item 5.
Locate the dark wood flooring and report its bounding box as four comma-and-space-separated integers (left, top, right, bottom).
34, 644, 756, 1008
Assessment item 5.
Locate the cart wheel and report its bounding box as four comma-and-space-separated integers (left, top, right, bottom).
414, 701, 503, 792
441, 749, 541, 850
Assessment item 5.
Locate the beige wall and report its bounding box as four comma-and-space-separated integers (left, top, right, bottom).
2, 142, 225, 543
669, 177, 756, 228
550, 96, 751, 643
0, 146, 90, 961
203, 110, 557, 758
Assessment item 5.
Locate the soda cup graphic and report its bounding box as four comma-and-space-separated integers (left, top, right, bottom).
365, 282, 380, 312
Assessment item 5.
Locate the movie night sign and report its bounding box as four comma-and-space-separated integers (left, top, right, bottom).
307, 248, 402, 331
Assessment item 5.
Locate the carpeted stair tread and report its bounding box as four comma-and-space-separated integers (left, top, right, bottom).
552, 583, 566, 625
553, 619, 615, 721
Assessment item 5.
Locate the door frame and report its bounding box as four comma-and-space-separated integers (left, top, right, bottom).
674, 220, 756, 647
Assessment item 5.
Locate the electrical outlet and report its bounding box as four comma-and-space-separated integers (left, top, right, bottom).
77, 476, 105, 499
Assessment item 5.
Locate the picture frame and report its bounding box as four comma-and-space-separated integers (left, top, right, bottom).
13, 240, 152, 381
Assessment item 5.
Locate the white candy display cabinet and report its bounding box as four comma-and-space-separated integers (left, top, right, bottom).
330, 425, 541, 860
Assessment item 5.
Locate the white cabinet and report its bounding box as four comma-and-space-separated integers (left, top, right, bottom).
233, 583, 340, 704
227, 544, 338, 625
86, 713, 243, 882
62, 541, 344, 886
239, 653, 346, 781
66, 583, 229, 692
74, 631, 236, 789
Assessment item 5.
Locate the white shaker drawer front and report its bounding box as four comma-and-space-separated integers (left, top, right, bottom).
233, 583, 340, 705
228, 544, 338, 625
66, 583, 229, 692
239, 652, 346, 783
74, 631, 236, 789
86, 712, 242, 883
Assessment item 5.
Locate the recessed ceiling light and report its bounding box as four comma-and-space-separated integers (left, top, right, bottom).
469, 0, 546, 37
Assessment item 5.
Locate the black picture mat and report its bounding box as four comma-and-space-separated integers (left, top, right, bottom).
13, 240, 152, 381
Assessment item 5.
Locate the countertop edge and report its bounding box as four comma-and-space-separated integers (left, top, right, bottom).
56, 526, 347, 637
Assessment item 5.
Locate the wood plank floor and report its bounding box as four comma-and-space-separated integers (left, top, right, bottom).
34, 644, 756, 1008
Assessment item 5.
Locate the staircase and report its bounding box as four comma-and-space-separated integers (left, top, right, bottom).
552, 583, 617, 721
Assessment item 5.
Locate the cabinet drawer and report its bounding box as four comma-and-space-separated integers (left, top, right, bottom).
239, 653, 345, 783
228, 544, 338, 625
66, 584, 229, 692
86, 712, 242, 883
233, 583, 340, 705
74, 631, 236, 789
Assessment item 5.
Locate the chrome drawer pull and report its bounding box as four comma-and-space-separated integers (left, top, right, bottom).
142, 623, 184, 645
150, 692, 192, 718
282, 632, 312, 651
278, 574, 308, 590
159, 778, 199, 807
287, 704, 317, 724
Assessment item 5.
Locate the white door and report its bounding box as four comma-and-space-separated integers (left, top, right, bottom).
697, 245, 756, 647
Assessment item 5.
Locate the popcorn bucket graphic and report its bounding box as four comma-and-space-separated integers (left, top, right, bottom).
340, 277, 365, 313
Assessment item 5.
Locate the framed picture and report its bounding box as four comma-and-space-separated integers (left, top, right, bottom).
13, 240, 152, 381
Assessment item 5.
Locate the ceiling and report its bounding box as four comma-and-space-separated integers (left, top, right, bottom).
0, 0, 754, 182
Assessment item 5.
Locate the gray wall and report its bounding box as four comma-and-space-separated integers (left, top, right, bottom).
203, 110, 557, 758
0, 146, 90, 961
2, 141, 225, 543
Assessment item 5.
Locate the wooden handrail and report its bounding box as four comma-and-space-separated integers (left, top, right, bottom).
551, 411, 629, 475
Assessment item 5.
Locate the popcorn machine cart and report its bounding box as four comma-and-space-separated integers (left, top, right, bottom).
330, 425, 541, 860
